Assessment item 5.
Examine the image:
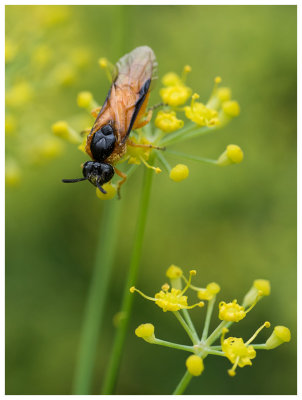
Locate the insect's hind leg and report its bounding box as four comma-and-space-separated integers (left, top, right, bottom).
114, 167, 127, 199
127, 140, 165, 151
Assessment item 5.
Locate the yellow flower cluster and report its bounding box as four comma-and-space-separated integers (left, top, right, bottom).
160, 67, 192, 107
132, 266, 291, 385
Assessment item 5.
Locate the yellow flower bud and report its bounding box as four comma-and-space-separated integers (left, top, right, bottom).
186, 355, 204, 376
52, 121, 81, 144
96, 183, 117, 200
77, 91, 93, 109
166, 265, 183, 279
265, 326, 291, 349
135, 323, 155, 343
243, 279, 271, 308
98, 57, 108, 68
160, 85, 192, 107
169, 164, 189, 182
217, 87, 232, 102
217, 145, 244, 166
161, 72, 182, 87
222, 100, 240, 117
253, 279, 271, 296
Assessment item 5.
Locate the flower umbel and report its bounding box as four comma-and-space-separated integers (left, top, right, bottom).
132, 267, 291, 394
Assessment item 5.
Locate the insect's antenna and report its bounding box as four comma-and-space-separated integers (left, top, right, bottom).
62, 178, 87, 183
96, 182, 107, 194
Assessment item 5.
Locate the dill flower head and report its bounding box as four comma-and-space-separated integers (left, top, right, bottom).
132, 266, 291, 388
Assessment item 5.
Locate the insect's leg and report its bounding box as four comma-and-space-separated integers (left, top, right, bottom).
133, 109, 153, 130
127, 139, 165, 151
114, 167, 127, 199
91, 107, 102, 118
148, 102, 165, 112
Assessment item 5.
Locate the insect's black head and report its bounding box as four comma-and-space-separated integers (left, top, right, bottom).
90, 124, 116, 162
62, 161, 114, 194
82, 161, 115, 193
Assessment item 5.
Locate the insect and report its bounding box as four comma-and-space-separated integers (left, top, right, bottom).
62, 46, 162, 196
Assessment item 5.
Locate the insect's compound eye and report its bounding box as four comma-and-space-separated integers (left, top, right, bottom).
90, 126, 116, 161
100, 163, 114, 183
82, 161, 95, 177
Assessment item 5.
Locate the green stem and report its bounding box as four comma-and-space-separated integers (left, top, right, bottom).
165, 149, 217, 165
153, 338, 194, 353
206, 349, 225, 357
160, 123, 197, 146
173, 370, 193, 395
173, 311, 198, 345
205, 320, 232, 346
182, 309, 200, 343
101, 164, 154, 394
201, 297, 216, 341
72, 200, 122, 394
252, 344, 267, 350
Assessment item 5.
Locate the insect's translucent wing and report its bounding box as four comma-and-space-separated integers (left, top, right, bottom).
115, 46, 157, 90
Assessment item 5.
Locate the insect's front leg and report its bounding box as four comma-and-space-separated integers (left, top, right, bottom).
114, 167, 127, 199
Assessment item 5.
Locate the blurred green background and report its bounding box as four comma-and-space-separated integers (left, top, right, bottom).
5, 5, 296, 395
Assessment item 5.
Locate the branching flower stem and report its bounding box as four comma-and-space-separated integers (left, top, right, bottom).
72, 199, 122, 394
101, 156, 155, 394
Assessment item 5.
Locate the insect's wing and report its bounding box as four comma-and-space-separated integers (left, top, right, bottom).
115, 46, 157, 92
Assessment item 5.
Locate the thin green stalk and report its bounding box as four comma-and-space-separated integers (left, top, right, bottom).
153, 338, 194, 353
101, 163, 154, 394
252, 344, 267, 350
182, 309, 200, 343
206, 320, 232, 346
165, 149, 217, 165
173, 311, 198, 345
173, 370, 193, 395
201, 297, 216, 341
160, 122, 197, 146
73, 200, 122, 394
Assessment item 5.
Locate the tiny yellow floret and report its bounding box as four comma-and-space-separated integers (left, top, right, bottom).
217, 87, 232, 102
135, 323, 155, 343
186, 355, 204, 376
219, 300, 246, 322
217, 145, 244, 166
198, 282, 221, 301
162, 72, 182, 87
169, 164, 189, 182
77, 91, 93, 109
160, 85, 192, 107
52, 121, 81, 144
155, 111, 184, 133
222, 337, 256, 368
96, 183, 117, 200
184, 96, 219, 127
222, 100, 240, 117
215, 76, 222, 84
98, 57, 108, 68
265, 326, 291, 349
253, 279, 271, 296
166, 265, 183, 279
